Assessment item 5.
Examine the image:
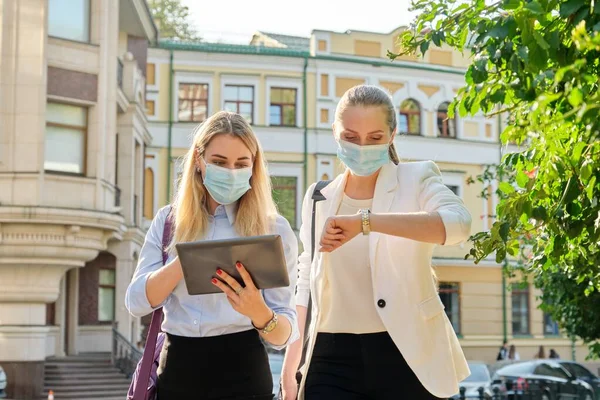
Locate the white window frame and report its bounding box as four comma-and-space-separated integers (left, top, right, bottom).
316, 101, 335, 129
173, 72, 214, 123
145, 92, 159, 121
268, 162, 304, 230
313, 32, 331, 54
146, 60, 160, 92
441, 172, 464, 198
265, 78, 303, 128
144, 149, 160, 228
317, 73, 335, 100
220, 75, 260, 125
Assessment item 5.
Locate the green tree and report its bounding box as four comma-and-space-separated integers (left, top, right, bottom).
148, 0, 200, 41
392, 0, 600, 357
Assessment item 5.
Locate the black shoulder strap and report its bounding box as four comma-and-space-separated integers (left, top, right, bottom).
310, 180, 331, 261
298, 180, 331, 371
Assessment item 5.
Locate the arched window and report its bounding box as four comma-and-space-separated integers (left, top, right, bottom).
437, 102, 457, 138
143, 168, 154, 220
399, 99, 421, 135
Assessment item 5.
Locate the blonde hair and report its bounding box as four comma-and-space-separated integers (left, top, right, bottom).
334, 85, 400, 164
170, 111, 277, 247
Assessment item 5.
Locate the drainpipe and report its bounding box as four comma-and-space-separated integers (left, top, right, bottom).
166, 49, 174, 203
498, 113, 508, 343
302, 55, 308, 192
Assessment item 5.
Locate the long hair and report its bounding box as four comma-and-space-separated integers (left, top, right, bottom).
170, 111, 277, 248
334, 84, 400, 164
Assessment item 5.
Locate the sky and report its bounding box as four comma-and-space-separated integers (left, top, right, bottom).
181, 0, 416, 44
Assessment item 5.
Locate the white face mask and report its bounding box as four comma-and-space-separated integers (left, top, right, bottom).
202, 160, 252, 205
336, 140, 390, 176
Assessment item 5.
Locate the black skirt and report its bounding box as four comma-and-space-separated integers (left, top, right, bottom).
156, 329, 274, 400
305, 332, 444, 400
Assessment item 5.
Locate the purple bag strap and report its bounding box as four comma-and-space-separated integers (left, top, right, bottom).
133, 208, 173, 400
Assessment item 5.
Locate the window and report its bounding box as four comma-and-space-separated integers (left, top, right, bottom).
399, 99, 421, 135
512, 283, 530, 335
534, 363, 570, 380
272, 176, 298, 229
437, 102, 457, 138
439, 283, 460, 334
48, 0, 90, 42
269, 88, 297, 126
178, 83, 209, 122
446, 185, 460, 196
98, 269, 116, 321
224, 85, 254, 124
562, 363, 595, 379
45, 102, 87, 174
144, 168, 154, 220
145, 100, 155, 116
544, 313, 560, 335
146, 63, 156, 86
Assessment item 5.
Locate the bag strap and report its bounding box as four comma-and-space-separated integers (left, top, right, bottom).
299, 180, 330, 365
133, 208, 173, 400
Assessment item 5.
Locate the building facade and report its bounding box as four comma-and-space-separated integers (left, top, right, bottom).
0, 0, 156, 398
143, 28, 590, 363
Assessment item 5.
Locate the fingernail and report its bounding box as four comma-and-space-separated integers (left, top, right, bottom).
211, 278, 218, 284
216, 268, 223, 275
236, 262, 242, 268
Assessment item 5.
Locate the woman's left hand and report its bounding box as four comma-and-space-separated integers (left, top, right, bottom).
319, 214, 361, 252
211, 262, 273, 328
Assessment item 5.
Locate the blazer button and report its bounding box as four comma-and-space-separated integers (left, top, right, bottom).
377, 299, 386, 308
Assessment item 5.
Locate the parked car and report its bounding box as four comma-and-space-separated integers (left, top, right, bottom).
0, 365, 6, 399
452, 361, 493, 399
558, 361, 600, 400
491, 360, 594, 400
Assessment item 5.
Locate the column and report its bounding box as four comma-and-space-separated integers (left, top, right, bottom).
54, 276, 67, 357
66, 268, 80, 356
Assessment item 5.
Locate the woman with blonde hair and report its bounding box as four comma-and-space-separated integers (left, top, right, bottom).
281, 85, 472, 400
126, 111, 299, 400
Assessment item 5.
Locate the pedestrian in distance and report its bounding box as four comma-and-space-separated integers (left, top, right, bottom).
534, 345, 546, 359
280, 85, 473, 400
549, 349, 560, 359
508, 345, 521, 361
126, 111, 300, 400
497, 340, 509, 361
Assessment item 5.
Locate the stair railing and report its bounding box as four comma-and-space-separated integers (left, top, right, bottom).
111, 325, 142, 378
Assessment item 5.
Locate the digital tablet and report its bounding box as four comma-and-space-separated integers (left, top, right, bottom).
174, 234, 290, 295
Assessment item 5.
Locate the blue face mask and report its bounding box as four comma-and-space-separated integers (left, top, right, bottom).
336, 140, 390, 176
202, 160, 252, 205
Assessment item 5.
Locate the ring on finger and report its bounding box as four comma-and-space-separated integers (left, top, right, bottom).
235, 287, 244, 295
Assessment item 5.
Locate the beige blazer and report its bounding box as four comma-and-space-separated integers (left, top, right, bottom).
296, 161, 472, 399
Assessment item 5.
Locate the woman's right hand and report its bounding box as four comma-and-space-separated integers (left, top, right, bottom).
281, 375, 298, 400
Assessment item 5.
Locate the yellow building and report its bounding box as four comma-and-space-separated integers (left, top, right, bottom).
142, 28, 591, 364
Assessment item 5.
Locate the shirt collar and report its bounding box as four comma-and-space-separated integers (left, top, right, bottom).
213, 202, 238, 225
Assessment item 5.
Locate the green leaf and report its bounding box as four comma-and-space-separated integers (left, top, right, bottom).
533, 31, 550, 50
504, 0, 522, 9
587, 175, 596, 201
559, 0, 585, 17
568, 88, 583, 107
499, 182, 516, 194
524, 1, 545, 13
571, 142, 586, 164
420, 41, 430, 55
581, 161, 593, 181
459, 28, 469, 48
516, 170, 530, 187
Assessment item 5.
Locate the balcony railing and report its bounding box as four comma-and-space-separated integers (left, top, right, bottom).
117, 58, 124, 89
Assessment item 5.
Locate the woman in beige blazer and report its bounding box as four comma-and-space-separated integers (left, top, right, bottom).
280, 85, 472, 400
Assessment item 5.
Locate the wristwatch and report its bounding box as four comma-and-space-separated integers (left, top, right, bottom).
359, 209, 371, 235
253, 311, 278, 334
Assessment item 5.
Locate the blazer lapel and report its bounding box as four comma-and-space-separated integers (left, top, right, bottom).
369, 163, 399, 267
